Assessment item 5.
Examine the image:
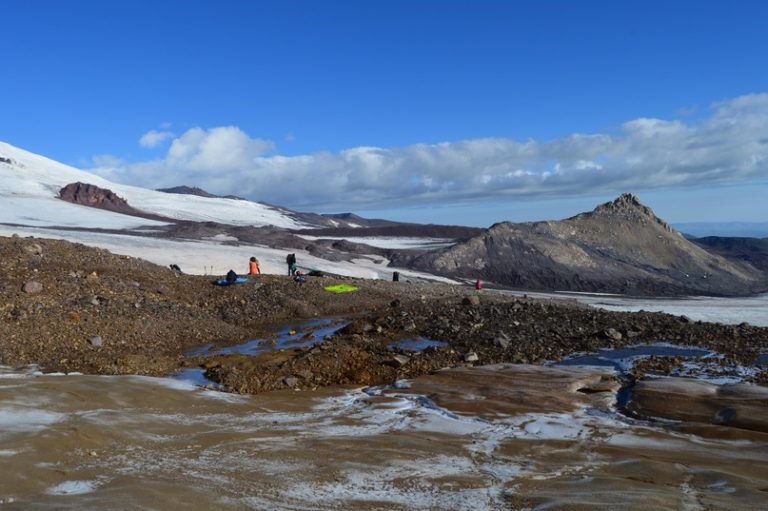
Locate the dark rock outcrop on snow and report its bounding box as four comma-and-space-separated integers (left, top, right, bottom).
401, 194, 768, 297
156, 185, 245, 201
59, 182, 171, 222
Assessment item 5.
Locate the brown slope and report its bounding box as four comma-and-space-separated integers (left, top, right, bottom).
407, 194, 768, 296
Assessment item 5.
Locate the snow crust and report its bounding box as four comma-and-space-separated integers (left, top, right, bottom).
297, 234, 455, 249
0, 141, 313, 229
0, 224, 456, 282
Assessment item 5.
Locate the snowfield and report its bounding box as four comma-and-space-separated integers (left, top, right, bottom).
0, 142, 315, 229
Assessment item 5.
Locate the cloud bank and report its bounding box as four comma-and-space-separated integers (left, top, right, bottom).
138, 129, 175, 148
90, 94, 768, 210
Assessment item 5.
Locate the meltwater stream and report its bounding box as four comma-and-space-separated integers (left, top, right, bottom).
2, 320, 768, 510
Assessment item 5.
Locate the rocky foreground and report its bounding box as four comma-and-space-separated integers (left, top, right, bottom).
3, 234, 768, 396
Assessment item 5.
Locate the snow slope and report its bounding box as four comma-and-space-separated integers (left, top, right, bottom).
0, 142, 315, 229
0, 224, 457, 283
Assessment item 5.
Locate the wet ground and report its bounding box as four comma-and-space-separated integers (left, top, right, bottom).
2, 356, 767, 510
4, 319, 768, 509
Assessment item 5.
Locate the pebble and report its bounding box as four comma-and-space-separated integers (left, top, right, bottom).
22, 281, 43, 294
464, 351, 479, 362
392, 355, 410, 366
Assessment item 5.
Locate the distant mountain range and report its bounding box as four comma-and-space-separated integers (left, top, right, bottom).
675, 222, 768, 238
2, 140, 767, 297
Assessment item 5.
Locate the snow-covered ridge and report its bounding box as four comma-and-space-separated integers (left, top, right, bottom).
0, 141, 314, 229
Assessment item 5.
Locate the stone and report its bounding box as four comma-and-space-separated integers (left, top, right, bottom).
464, 351, 479, 362
87, 336, 103, 347
23, 243, 43, 255
22, 281, 43, 294
283, 377, 300, 387
296, 370, 313, 380
494, 336, 511, 349
462, 295, 481, 306
626, 330, 640, 338
604, 328, 622, 341
392, 355, 410, 367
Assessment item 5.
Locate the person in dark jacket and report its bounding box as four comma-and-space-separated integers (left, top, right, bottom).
286, 253, 297, 276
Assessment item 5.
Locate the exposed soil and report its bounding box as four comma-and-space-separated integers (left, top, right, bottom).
3, 234, 768, 394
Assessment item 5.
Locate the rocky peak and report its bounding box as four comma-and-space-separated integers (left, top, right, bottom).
591, 193, 673, 232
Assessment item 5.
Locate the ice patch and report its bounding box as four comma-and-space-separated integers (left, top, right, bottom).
46, 480, 101, 495
0, 408, 66, 434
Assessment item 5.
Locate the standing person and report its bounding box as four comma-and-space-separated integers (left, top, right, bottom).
248, 257, 260, 276
286, 253, 296, 276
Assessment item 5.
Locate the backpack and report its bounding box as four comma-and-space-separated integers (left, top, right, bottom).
225, 269, 237, 283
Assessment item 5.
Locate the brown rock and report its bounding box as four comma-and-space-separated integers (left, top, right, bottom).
462, 295, 481, 306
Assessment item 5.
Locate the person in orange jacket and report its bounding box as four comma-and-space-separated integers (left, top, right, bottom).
248, 256, 261, 275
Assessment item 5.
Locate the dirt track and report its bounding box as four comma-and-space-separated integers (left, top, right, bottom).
3, 234, 768, 393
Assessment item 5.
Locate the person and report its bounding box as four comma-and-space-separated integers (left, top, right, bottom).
225, 269, 238, 284
248, 256, 260, 275
286, 253, 297, 276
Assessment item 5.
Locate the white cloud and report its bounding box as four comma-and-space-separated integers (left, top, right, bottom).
90, 93, 768, 211
139, 130, 175, 148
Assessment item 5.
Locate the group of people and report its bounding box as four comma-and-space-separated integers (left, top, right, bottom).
219, 253, 302, 286
243, 253, 298, 276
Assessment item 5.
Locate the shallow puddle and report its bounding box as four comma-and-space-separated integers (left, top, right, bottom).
556, 343, 714, 371
387, 336, 448, 352
185, 318, 346, 357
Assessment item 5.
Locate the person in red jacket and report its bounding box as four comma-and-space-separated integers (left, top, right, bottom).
248, 257, 261, 275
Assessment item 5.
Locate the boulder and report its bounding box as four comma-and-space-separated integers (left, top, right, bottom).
462, 295, 481, 307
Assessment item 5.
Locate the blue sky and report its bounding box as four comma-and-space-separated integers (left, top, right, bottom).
1, 0, 767, 228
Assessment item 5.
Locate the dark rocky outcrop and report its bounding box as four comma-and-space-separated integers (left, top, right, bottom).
402, 193, 768, 297
156, 185, 245, 201
58, 182, 170, 222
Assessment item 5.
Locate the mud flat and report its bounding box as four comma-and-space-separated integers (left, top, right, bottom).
2, 362, 768, 510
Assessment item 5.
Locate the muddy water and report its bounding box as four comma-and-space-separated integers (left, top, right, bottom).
2, 363, 768, 510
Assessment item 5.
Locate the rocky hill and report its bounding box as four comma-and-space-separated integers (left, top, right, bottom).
691, 236, 768, 273
404, 194, 768, 296
157, 185, 246, 201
